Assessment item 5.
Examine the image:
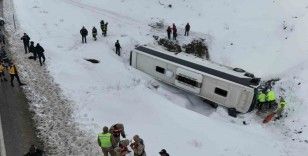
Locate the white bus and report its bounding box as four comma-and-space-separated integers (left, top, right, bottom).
130, 45, 260, 115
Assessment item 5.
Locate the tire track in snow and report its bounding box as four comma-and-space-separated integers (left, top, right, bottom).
60, 0, 145, 26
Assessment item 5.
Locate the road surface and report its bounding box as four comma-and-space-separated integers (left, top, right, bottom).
0, 0, 41, 155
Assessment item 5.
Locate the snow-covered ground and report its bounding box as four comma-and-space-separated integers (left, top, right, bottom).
4, 0, 308, 155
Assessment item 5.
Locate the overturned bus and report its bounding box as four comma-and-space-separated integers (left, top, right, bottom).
130, 45, 260, 114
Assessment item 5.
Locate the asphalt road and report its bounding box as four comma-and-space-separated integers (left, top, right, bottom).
0, 0, 41, 155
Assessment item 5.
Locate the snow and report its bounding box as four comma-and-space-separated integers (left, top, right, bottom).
3, 0, 308, 155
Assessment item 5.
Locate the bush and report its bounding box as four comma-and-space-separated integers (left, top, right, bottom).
183, 39, 209, 59
158, 38, 182, 52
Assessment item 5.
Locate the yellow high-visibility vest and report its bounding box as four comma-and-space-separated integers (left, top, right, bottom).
98, 133, 112, 148
0, 64, 5, 72
8, 65, 16, 75
266, 90, 276, 102
257, 92, 266, 103
278, 101, 287, 110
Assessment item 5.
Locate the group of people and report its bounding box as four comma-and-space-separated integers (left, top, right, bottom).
257, 87, 287, 119
0, 30, 26, 87
166, 23, 190, 40
0, 31, 46, 87
97, 123, 170, 156
20, 33, 46, 66
80, 20, 109, 43
97, 123, 144, 156
80, 20, 122, 56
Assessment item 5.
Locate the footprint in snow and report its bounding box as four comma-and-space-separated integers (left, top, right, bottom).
188, 140, 203, 148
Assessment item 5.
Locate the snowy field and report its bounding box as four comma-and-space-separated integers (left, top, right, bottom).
4, 0, 308, 155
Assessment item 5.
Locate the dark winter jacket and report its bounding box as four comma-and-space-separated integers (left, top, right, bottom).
167, 27, 172, 34
21, 35, 30, 44
102, 23, 108, 31
100, 20, 104, 26
115, 42, 121, 49
35, 45, 45, 56
29, 44, 35, 53
80, 28, 88, 36
92, 27, 97, 34
185, 24, 190, 31
172, 25, 177, 33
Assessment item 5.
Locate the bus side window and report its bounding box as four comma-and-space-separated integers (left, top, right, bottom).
156, 66, 165, 74
215, 87, 228, 97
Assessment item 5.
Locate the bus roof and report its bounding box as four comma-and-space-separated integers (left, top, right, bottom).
135, 45, 260, 88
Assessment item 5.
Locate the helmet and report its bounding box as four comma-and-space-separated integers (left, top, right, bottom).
103, 126, 108, 133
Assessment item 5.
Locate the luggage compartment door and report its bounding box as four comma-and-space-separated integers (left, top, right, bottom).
237, 89, 252, 113
175, 68, 203, 94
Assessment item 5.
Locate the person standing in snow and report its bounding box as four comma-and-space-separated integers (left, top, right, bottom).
29, 41, 37, 60
159, 149, 170, 156
266, 88, 276, 110
115, 40, 121, 56
80, 26, 88, 43
20, 33, 31, 54
184, 23, 190, 36
172, 23, 177, 40
276, 97, 287, 119
8, 62, 25, 87
257, 90, 266, 111
102, 22, 108, 37
92, 26, 98, 41
100, 20, 105, 35
109, 123, 126, 146
35, 43, 45, 66
130, 135, 146, 156
166, 26, 172, 40
0, 60, 7, 82
98, 126, 116, 156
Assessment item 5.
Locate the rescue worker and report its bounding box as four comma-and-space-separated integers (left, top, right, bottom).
98, 126, 116, 156
100, 20, 105, 35
102, 23, 108, 37
166, 26, 172, 40
8, 62, 25, 87
185, 23, 190, 36
257, 90, 266, 111
159, 149, 170, 156
109, 123, 126, 146
0, 60, 7, 82
24, 145, 44, 156
35, 43, 45, 66
20, 33, 31, 54
266, 88, 276, 109
115, 40, 121, 56
80, 26, 88, 43
276, 97, 287, 119
172, 23, 177, 40
114, 139, 130, 156
92, 27, 98, 41
29, 41, 37, 60
130, 135, 146, 156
